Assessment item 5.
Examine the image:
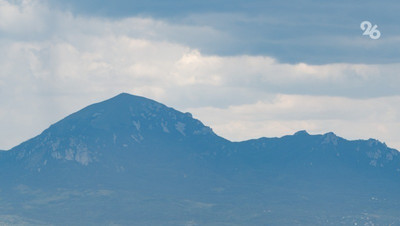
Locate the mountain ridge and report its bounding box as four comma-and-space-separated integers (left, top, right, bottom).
1, 93, 400, 225
3, 93, 399, 174
3, 92, 396, 151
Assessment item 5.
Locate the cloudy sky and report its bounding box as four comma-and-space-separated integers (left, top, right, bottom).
1, 0, 400, 150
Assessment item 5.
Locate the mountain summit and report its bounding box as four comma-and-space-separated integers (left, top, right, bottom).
6, 93, 225, 169
1, 93, 400, 225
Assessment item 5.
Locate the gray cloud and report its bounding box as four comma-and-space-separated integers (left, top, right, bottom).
43, 0, 400, 64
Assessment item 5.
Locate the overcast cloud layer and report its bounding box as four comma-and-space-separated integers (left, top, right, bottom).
46, 0, 400, 64
1, 0, 400, 150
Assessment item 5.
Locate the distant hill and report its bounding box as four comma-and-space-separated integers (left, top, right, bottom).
0, 93, 399, 225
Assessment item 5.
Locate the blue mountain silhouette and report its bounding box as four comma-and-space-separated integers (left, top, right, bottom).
0, 93, 399, 225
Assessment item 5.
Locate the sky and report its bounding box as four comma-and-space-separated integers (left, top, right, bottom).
1, 0, 400, 150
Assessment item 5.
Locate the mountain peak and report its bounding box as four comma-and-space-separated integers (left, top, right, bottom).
111, 92, 148, 100
323, 131, 336, 136
294, 130, 309, 136
104, 92, 160, 106
8, 93, 221, 167
51, 93, 217, 141
115, 92, 131, 97
322, 132, 339, 145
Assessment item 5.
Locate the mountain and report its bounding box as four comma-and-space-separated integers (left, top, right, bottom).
0, 93, 400, 225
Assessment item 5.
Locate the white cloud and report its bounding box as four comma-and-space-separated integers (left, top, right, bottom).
186, 95, 400, 148
0, 0, 47, 34
1, 0, 400, 150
